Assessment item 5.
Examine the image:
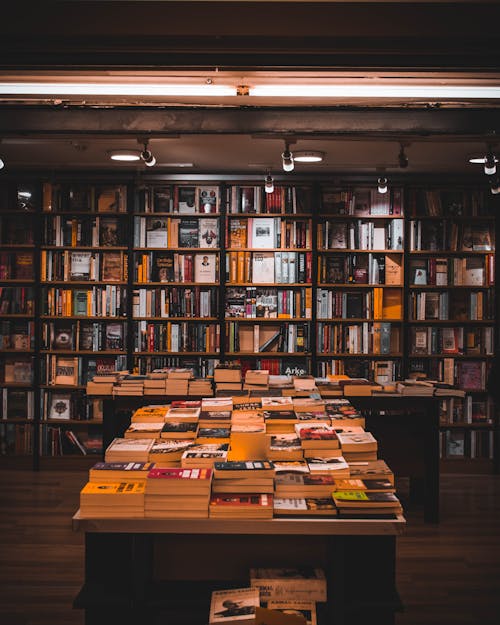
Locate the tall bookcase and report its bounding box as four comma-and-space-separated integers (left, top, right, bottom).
0, 174, 497, 472
406, 185, 496, 471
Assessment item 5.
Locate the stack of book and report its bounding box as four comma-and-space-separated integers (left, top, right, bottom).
89, 461, 154, 484
243, 369, 269, 392
214, 363, 243, 392
104, 437, 154, 463
396, 379, 436, 396
86, 371, 123, 395
181, 442, 229, 468
250, 567, 327, 604
267, 433, 304, 462
208, 492, 273, 519
144, 466, 212, 518
324, 399, 365, 428
143, 372, 168, 395
332, 489, 402, 517
348, 459, 395, 484
188, 377, 213, 396
273, 495, 337, 517
148, 439, 195, 466
80, 481, 145, 518
113, 374, 146, 396
124, 421, 164, 439
211, 460, 275, 495
196, 426, 232, 446
294, 423, 341, 460
263, 408, 298, 434
130, 404, 169, 422
165, 369, 192, 395
274, 471, 338, 499
336, 430, 378, 462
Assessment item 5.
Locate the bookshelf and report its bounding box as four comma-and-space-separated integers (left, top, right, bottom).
38, 182, 129, 461
0, 181, 38, 463
0, 175, 497, 473
132, 183, 222, 378
316, 185, 405, 384
406, 186, 497, 469
224, 184, 313, 376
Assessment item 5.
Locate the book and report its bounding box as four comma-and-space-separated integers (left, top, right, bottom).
209, 493, 273, 518
209, 587, 260, 625
101, 252, 123, 281
198, 186, 219, 213
194, 253, 217, 283
146, 217, 168, 247
199, 218, 219, 248
265, 602, 316, 625
252, 217, 276, 248
54, 357, 78, 385
252, 252, 275, 283
48, 393, 72, 419
177, 186, 197, 213
70, 251, 91, 280
250, 568, 326, 602
89, 461, 154, 482
99, 217, 120, 246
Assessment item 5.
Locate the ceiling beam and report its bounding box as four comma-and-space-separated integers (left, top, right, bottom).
0, 107, 499, 139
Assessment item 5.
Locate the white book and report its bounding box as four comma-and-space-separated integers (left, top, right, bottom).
252, 252, 275, 283
251, 217, 276, 248
194, 253, 217, 283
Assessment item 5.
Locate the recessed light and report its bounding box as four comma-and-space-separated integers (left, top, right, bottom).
109, 149, 141, 162
293, 151, 325, 163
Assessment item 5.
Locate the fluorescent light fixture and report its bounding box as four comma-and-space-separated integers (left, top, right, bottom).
249, 85, 500, 98
293, 151, 324, 163
264, 174, 274, 194
0, 82, 237, 97
377, 177, 388, 194
109, 149, 141, 162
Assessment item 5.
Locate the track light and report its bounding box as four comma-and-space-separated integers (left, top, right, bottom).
398, 145, 409, 169
484, 152, 497, 176
141, 141, 156, 167
0, 157, 4, 170
490, 177, 500, 195
377, 177, 388, 194
282, 143, 294, 172
264, 174, 274, 194
469, 149, 498, 175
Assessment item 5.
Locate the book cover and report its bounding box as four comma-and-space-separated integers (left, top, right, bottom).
48, 393, 72, 419
177, 186, 197, 213
146, 217, 169, 247
198, 186, 219, 213
194, 253, 217, 283
70, 251, 91, 280
209, 587, 260, 625
252, 252, 275, 283
252, 218, 276, 249
101, 252, 123, 282
99, 217, 120, 246
199, 218, 219, 248
179, 219, 200, 247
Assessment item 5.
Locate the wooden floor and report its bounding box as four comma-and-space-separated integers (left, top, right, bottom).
0, 469, 499, 625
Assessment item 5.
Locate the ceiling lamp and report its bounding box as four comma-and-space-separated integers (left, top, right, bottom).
264, 174, 274, 194
469, 149, 498, 175
293, 151, 324, 163
282, 142, 294, 172
109, 149, 141, 162
140, 140, 156, 167
377, 177, 388, 194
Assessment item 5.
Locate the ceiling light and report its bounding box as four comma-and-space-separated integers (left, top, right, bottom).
0, 157, 4, 170
377, 177, 388, 194
109, 149, 141, 162
398, 145, 409, 169
248, 85, 500, 99
140, 140, 156, 167
293, 151, 324, 163
282, 143, 294, 172
18, 190, 32, 198
264, 174, 274, 194
0, 82, 237, 97
469, 152, 499, 175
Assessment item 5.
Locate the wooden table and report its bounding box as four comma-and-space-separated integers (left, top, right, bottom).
73, 512, 406, 625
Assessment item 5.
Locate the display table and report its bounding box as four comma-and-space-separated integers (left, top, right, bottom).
73, 511, 405, 625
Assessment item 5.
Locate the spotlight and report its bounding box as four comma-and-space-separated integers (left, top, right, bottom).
282, 143, 294, 172
141, 141, 156, 167
398, 145, 409, 169
0, 157, 4, 170
484, 152, 497, 176
377, 177, 388, 194
109, 149, 141, 162
490, 177, 500, 194
264, 174, 274, 194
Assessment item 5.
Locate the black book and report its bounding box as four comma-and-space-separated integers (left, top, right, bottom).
179, 219, 199, 247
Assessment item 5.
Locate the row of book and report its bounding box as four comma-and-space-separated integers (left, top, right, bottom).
135, 251, 218, 283
226, 251, 312, 284
0, 251, 34, 280
229, 185, 311, 215
42, 214, 126, 247
0, 286, 35, 315
41, 354, 127, 387
409, 219, 494, 252
410, 255, 494, 287
317, 322, 400, 356
42, 285, 127, 317
440, 428, 494, 460
0, 214, 35, 244
133, 286, 218, 319
228, 217, 311, 249
316, 288, 402, 320
317, 218, 403, 250
137, 184, 219, 214
134, 216, 219, 249
0, 320, 34, 350
226, 287, 312, 320
408, 358, 489, 391
407, 188, 495, 217
439, 395, 494, 425
410, 326, 494, 357
135, 321, 220, 354
408, 290, 494, 321
226, 323, 308, 355
317, 253, 402, 285
321, 187, 402, 216
41, 320, 126, 352
316, 360, 401, 384
41, 250, 127, 282
43, 183, 127, 213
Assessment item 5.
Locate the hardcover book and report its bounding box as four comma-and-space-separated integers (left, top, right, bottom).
209, 587, 260, 625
